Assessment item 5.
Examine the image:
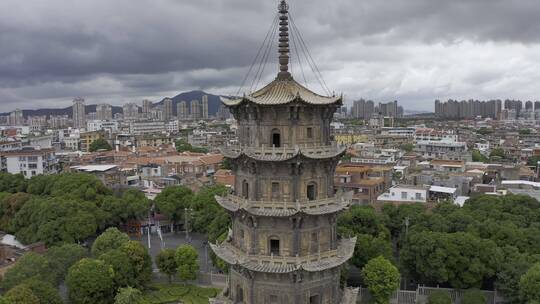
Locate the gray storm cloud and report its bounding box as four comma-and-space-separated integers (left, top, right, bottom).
1, 0, 540, 112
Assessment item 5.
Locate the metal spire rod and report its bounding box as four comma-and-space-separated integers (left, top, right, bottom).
277, 0, 292, 79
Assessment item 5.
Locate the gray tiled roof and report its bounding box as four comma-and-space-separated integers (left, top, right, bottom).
222, 78, 341, 106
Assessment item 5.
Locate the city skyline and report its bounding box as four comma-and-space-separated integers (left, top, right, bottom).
2, 0, 540, 113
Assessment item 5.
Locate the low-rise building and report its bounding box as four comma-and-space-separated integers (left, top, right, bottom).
1, 148, 58, 178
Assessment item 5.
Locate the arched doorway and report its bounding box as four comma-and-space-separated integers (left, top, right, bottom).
271, 129, 281, 147
236, 285, 244, 303
307, 182, 317, 201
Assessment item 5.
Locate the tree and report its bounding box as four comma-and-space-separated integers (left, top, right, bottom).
1, 252, 54, 290
471, 150, 489, 163
361, 256, 400, 304
400, 143, 414, 153
175, 140, 208, 153
495, 246, 539, 303
89, 138, 112, 152
527, 156, 540, 167
3, 284, 39, 304
114, 287, 142, 304
91, 227, 130, 257
156, 248, 178, 283
99, 249, 137, 288
351, 233, 393, 269
119, 241, 153, 287
18, 279, 63, 304
176, 245, 199, 282
45, 243, 88, 283
0, 192, 32, 233
489, 148, 505, 159
154, 186, 193, 231
400, 231, 502, 289
66, 258, 115, 304
519, 262, 540, 303
428, 291, 451, 304
461, 289, 486, 304
0, 172, 27, 193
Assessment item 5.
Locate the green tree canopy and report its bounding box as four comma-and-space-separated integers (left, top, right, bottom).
0, 192, 32, 233
45, 243, 88, 283
91, 227, 130, 257
17, 279, 63, 304
471, 150, 489, 163
156, 248, 178, 283
1, 252, 54, 290
119, 240, 152, 287
154, 186, 193, 228
114, 287, 142, 304
489, 148, 506, 159
428, 290, 451, 304
176, 245, 199, 282
362, 256, 400, 304
519, 262, 540, 303
461, 289, 486, 304
175, 140, 208, 153
0, 172, 27, 193
89, 138, 112, 152
3, 284, 39, 304
66, 258, 115, 304
99, 249, 137, 288
401, 231, 502, 289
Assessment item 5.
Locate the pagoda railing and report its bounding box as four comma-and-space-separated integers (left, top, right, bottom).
223, 193, 351, 211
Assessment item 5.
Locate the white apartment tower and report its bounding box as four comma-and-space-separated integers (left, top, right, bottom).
72, 98, 86, 129
202, 95, 209, 119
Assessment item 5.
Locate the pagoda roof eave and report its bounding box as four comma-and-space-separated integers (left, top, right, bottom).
209, 237, 357, 274
214, 193, 352, 217
220, 145, 346, 162
221, 77, 342, 107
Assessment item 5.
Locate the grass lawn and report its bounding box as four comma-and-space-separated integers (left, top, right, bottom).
137, 284, 221, 304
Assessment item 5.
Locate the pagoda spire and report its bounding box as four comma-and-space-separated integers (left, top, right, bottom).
277, 0, 292, 80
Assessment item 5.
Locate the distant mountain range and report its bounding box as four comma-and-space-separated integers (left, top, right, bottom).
1, 90, 228, 118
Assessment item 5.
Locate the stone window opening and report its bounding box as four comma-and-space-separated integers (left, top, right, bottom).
242, 180, 249, 199
309, 294, 321, 304
271, 129, 281, 148
271, 182, 280, 199
307, 182, 317, 201
307, 127, 313, 139
269, 237, 280, 256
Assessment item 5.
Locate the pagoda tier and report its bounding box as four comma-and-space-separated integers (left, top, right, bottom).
220, 144, 346, 162
210, 236, 356, 274
215, 193, 352, 217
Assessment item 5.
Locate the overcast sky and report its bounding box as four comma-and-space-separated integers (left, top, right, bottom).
1, 0, 540, 112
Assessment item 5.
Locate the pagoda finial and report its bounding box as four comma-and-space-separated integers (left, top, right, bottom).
277, 0, 292, 80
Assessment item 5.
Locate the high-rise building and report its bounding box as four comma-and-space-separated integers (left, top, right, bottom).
8, 109, 24, 126
163, 98, 173, 121
123, 103, 139, 120
435, 99, 501, 120
177, 101, 188, 120
210, 2, 357, 303
190, 100, 201, 120
96, 104, 113, 121
378, 100, 400, 117
72, 98, 86, 129
202, 95, 209, 119
142, 99, 152, 118
525, 101, 533, 111
351, 99, 374, 119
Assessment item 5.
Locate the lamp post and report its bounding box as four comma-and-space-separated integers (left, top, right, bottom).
184, 207, 193, 242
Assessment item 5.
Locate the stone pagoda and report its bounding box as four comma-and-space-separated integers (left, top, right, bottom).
210, 1, 357, 303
